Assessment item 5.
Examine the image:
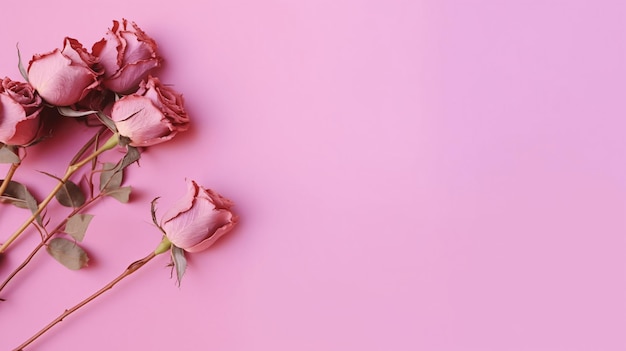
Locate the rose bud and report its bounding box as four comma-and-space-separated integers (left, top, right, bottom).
110, 76, 189, 147
28, 37, 102, 106
0, 77, 44, 146
92, 19, 161, 94
161, 180, 237, 253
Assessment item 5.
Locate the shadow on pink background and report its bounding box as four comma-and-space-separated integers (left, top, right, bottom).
0, 0, 624, 350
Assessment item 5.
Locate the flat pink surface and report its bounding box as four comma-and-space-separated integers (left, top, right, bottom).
1, 1, 625, 350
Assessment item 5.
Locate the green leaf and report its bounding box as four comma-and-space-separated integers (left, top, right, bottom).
57, 106, 98, 117
99, 162, 123, 191
105, 186, 131, 203
16, 44, 28, 82
0, 180, 41, 224
0, 145, 20, 164
46, 237, 89, 270
171, 246, 187, 286
55, 180, 86, 208
64, 214, 94, 242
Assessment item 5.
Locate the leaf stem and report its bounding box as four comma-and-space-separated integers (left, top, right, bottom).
13, 250, 158, 351
0, 134, 119, 253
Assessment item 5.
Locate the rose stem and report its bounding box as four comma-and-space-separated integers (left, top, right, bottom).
0, 133, 124, 294
0, 193, 104, 295
0, 133, 119, 254
13, 250, 159, 351
0, 161, 21, 196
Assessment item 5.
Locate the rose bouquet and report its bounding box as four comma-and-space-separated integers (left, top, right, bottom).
0, 20, 238, 350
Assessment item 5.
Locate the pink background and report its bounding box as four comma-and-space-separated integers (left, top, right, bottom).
1, 0, 625, 350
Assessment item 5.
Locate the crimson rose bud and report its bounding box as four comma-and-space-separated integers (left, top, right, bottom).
28, 37, 102, 106
161, 180, 237, 253
92, 19, 161, 94
110, 76, 189, 147
0, 77, 44, 146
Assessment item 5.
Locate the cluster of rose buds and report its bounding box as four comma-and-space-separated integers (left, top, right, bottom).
1, 20, 238, 348
0, 19, 189, 148
0, 19, 237, 285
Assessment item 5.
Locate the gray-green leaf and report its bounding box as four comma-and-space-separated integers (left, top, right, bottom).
99, 162, 123, 191
57, 106, 99, 118
150, 197, 161, 229
96, 111, 117, 133
105, 186, 131, 203
0, 146, 20, 164
46, 237, 89, 270
64, 214, 94, 242
17, 44, 28, 82
0, 180, 40, 224
171, 246, 187, 286
55, 180, 86, 207
118, 146, 140, 171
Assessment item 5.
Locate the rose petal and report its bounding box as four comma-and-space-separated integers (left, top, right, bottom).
160, 180, 237, 252
161, 179, 198, 224
0, 94, 26, 142
104, 59, 160, 94
184, 214, 237, 253
28, 40, 100, 106
111, 95, 173, 146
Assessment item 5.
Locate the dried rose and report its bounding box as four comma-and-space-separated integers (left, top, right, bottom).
92, 19, 161, 94
0, 77, 44, 146
110, 76, 189, 147
27, 37, 102, 106
161, 180, 237, 253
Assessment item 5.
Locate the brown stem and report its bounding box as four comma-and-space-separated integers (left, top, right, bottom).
0, 194, 104, 295
0, 161, 21, 196
13, 251, 157, 351
68, 127, 107, 167
0, 133, 119, 253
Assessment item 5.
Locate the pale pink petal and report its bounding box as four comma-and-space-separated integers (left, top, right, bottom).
92, 33, 122, 78
120, 31, 155, 63
165, 203, 233, 250
184, 214, 237, 253
111, 95, 173, 146
160, 180, 237, 252
62, 38, 100, 71
93, 20, 160, 94
28, 50, 99, 106
203, 188, 235, 209
161, 179, 198, 225
104, 59, 160, 94
164, 197, 217, 249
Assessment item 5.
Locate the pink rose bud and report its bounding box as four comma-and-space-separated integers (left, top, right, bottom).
110, 76, 190, 147
28, 37, 102, 106
0, 77, 44, 146
161, 180, 237, 253
92, 19, 161, 94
